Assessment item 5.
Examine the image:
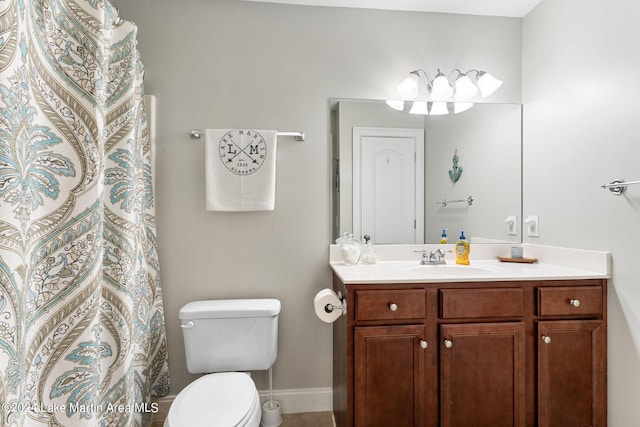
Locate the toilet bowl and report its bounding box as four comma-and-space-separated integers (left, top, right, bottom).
165, 299, 281, 427
164, 372, 261, 427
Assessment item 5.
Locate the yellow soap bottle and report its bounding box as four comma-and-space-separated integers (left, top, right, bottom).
440, 228, 448, 244
455, 230, 470, 265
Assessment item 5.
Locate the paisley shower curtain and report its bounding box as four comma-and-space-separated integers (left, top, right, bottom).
0, 0, 169, 426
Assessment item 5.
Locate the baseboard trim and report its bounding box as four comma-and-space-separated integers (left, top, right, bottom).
258, 387, 333, 414
153, 387, 333, 422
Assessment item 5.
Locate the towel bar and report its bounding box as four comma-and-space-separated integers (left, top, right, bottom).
189, 129, 305, 141
437, 196, 474, 207
601, 179, 640, 195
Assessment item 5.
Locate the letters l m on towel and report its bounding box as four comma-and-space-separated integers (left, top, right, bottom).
205, 129, 277, 211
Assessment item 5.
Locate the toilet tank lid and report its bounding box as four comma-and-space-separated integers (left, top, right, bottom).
179, 299, 281, 320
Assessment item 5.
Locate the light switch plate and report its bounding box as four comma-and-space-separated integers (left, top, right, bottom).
525, 215, 539, 237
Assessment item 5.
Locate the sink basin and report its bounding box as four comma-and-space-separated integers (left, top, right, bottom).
330, 260, 510, 283
407, 264, 493, 277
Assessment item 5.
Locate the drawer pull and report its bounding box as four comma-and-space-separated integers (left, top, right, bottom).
569, 299, 581, 307
444, 339, 453, 349
420, 340, 428, 349
542, 335, 552, 344
389, 303, 398, 312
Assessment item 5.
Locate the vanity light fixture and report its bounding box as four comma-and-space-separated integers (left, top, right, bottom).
407, 101, 473, 116
385, 100, 405, 111
429, 101, 449, 116
454, 74, 478, 101
409, 101, 429, 115
391, 68, 503, 115
476, 71, 504, 98
396, 72, 421, 98
454, 102, 474, 114
430, 71, 454, 101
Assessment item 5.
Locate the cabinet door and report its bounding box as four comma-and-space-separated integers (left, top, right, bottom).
441, 322, 526, 427
538, 320, 605, 427
354, 325, 427, 427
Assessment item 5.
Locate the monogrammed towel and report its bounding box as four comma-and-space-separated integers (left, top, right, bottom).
205, 129, 277, 211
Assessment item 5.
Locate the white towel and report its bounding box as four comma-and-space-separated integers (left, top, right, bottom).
205, 129, 277, 211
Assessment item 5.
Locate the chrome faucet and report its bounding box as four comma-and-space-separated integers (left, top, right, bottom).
415, 248, 448, 265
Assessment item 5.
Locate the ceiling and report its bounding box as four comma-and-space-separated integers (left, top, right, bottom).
241, 0, 544, 18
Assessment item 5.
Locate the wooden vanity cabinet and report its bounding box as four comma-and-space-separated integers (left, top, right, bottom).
332, 276, 607, 427
354, 324, 427, 427
536, 284, 607, 427
440, 322, 526, 427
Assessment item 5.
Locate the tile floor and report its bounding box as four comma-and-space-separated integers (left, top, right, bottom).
281, 411, 335, 427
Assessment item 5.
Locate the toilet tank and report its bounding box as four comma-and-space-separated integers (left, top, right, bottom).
179, 299, 280, 374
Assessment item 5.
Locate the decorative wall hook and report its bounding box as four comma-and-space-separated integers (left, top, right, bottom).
449, 149, 463, 183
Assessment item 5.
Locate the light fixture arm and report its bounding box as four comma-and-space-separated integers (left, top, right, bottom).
446, 69, 480, 81
449, 69, 465, 80
410, 68, 434, 82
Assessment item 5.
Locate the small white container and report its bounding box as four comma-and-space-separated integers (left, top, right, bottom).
511, 246, 524, 259
339, 234, 361, 265
261, 400, 282, 427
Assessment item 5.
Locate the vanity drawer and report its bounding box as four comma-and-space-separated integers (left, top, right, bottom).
538, 286, 603, 316
354, 289, 426, 321
440, 288, 524, 319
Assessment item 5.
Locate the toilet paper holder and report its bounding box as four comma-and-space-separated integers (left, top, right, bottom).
324, 291, 347, 316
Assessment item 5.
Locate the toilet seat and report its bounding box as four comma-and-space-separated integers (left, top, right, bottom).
165, 372, 261, 427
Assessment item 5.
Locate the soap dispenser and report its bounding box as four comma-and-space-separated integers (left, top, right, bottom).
440, 229, 448, 244
455, 231, 470, 265
359, 235, 377, 264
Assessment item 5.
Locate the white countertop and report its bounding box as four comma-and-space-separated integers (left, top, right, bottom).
330, 244, 610, 284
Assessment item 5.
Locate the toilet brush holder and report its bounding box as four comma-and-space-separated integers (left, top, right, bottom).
261, 400, 282, 427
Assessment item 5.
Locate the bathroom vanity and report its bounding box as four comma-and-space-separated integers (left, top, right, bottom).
329, 245, 609, 427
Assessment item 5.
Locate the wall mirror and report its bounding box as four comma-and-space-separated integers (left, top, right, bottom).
331, 99, 522, 244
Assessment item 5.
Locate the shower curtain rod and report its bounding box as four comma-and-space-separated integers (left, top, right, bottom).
189, 129, 305, 141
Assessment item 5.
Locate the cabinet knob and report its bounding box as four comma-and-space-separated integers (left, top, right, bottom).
542, 335, 552, 344
569, 299, 581, 307
420, 340, 428, 349
389, 303, 398, 312
444, 339, 453, 349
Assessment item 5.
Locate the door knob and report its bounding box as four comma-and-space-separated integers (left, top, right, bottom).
444, 339, 453, 349
569, 299, 581, 307
420, 340, 428, 349
389, 303, 398, 312
542, 335, 551, 344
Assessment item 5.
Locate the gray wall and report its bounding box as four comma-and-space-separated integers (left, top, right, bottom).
116, 0, 522, 401
523, 0, 640, 424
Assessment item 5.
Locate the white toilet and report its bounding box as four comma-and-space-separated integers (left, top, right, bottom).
164, 299, 281, 427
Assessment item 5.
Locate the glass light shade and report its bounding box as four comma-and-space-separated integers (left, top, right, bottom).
454, 102, 474, 114
454, 75, 478, 101
397, 73, 420, 99
430, 101, 448, 115
430, 74, 453, 101
385, 100, 405, 111
477, 72, 503, 98
409, 101, 429, 115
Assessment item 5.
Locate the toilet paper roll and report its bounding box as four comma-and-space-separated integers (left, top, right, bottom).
314, 289, 343, 323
